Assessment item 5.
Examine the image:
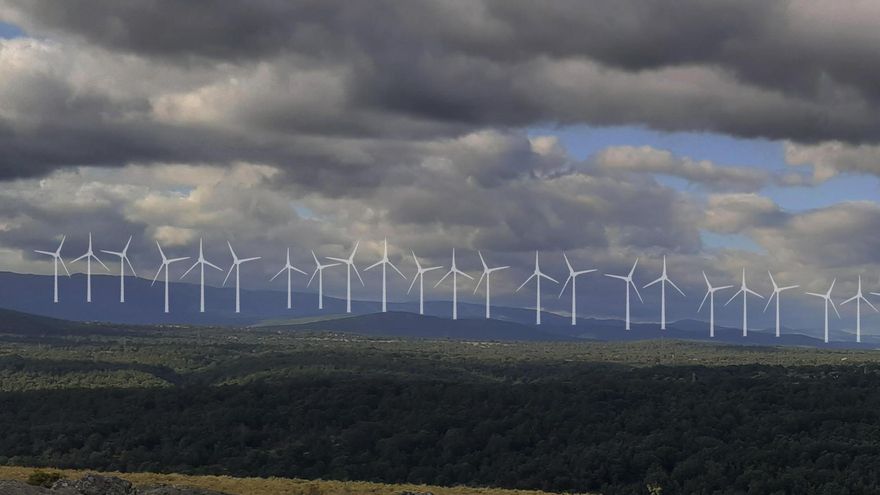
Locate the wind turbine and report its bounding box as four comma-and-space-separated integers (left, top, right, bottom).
725, 268, 764, 337
365, 238, 406, 312
100, 235, 137, 303
270, 247, 307, 309
806, 279, 839, 344
516, 251, 558, 325
307, 250, 339, 310
407, 251, 441, 315
474, 251, 509, 319
604, 259, 643, 330
222, 241, 261, 314
434, 248, 473, 320
643, 256, 685, 330
843, 275, 877, 343
327, 241, 364, 313
151, 241, 189, 313
697, 272, 732, 338
558, 253, 596, 326
180, 238, 222, 313
763, 272, 799, 338
34, 235, 70, 303
71, 232, 109, 303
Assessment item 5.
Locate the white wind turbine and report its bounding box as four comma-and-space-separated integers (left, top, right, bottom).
307, 250, 339, 310
558, 253, 596, 326
697, 272, 732, 338
725, 268, 764, 337
643, 256, 685, 330
71, 232, 109, 303
327, 241, 364, 313
365, 238, 406, 312
270, 247, 307, 309
806, 279, 839, 344
763, 272, 799, 338
100, 235, 137, 303
604, 259, 643, 330
34, 235, 70, 303
516, 251, 558, 325
180, 238, 222, 313
407, 251, 442, 315
474, 251, 509, 319
434, 249, 473, 320
843, 275, 877, 343
151, 241, 189, 313
222, 241, 261, 314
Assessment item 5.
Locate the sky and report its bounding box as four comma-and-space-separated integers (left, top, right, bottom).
2, 2, 880, 334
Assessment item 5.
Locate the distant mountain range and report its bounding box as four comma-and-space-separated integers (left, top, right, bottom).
0, 271, 876, 348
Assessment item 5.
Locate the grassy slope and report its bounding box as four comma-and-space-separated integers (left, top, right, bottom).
0, 466, 578, 495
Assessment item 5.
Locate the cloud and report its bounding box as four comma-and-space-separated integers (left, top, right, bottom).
785, 141, 880, 182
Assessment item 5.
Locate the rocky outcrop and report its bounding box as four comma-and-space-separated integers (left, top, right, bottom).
0, 475, 230, 495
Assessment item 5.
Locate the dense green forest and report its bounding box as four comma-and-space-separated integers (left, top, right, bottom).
3, 325, 880, 494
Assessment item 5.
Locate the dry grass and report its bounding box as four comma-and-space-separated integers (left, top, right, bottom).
0, 466, 581, 495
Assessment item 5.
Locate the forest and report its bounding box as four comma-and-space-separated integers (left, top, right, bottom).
3, 323, 880, 494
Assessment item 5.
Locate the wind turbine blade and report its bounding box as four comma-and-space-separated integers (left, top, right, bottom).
307, 268, 318, 287
763, 291, 776, 312
240, 256, 261, 263
780, 285, 799, 291
227, 241, 237, 260
717, 285, 733, 291
667, 278, 685, 297
293, 266, 307, 275
767, 271, 777, 290
575, 269, 597, 276
222, 265, 234, 286
865, 297, 879, 313
605, 274, 627, 281
725, 289, 744, 306
831, 299, 841, 318
628, 258, 639, 277
434, 270, 452, 288
270, 266, 286, 281
841, 294, 858, 305
204, 259, 223, 271
407, 273, 419, 294
389, 261, 406, 279
125, 256, 137, 277
311, 250, 320, 266
744, 288, 763, 298
180, 260, 199, 279
697, 291, 709, 313
516, 273, 536, 292
34, 250, 54, 256
805, 292, 823, 298
326, 257, 347, 263
643, 277, 663, 289
99, 250, 121, 257
353, 264, 365, 286
424, 266, 442, 273
348, 240, 360, 261
168, 257, 189, 264
563, 252, 573, 273
156, 241, 166, 261
151, 265, 163, 286
59, 257, 71, 276
540, 273, 559, 284
558, 276, 572, 298
364, 260, 382, 271
702, 271, 710, 288
72, 253, 89, 263
411, 250, 422, 271
56, 235, 66, 254
631, 281, 644, 303
458, 270, 474, 280
478, 251, 488, 271
95, 254, 110, 271
473, 272, 486, 294
123, 235, 132, 253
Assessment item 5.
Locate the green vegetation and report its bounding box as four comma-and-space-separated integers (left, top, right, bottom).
3, 325, 880, 493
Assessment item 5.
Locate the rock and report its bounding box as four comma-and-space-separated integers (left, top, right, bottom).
0, 480, 53, 494
398, 492, 435, 495
51, 474, 134, 495
137, 485, 231, 495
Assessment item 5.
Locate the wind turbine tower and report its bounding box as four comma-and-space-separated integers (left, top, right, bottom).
434, 249, 473, 320
408, 251, 442, 315
270, 248, 307, 309
100, 235, 137, 303
697, 271, 732, 338
516, 251, 558, 325
307, 250, 339, 310
604, 258, 643, 330
34, 235, 70, 303
71, 232, 109, 303
643, 256, 685, 330
558, 253, 596, 326
843, 275, 877, 343
180, 238, 222, 313
222, 241, 261, 313
151, 241, 189, 313
327, 241, 364, 313
474, 251, 509, 319
764, 272, 799, 338
806, 279, 839, 344
365, 238, 406, 312
725, 268, 764, 337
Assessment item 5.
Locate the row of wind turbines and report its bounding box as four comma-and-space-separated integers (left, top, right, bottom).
33, 235, 879, 343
